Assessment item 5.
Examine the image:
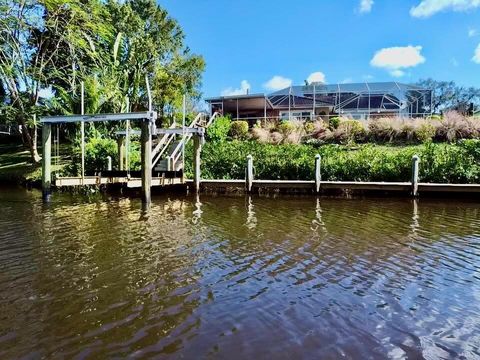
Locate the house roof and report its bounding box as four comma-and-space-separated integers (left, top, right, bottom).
269, 81, 428, 97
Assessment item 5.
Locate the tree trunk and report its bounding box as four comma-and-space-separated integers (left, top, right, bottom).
18, 115, 41, 163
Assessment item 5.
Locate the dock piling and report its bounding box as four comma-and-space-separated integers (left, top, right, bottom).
193, 135, 202, 192
246, 155, 253, 193
412, 155, 420, 197
107, 156, 112, 171
117, 136, 125, 171
315, 154, 321, 193
42, 123, 52, 199
141, 120, 152, 204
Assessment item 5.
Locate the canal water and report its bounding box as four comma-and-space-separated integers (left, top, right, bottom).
1, 188, 479, 359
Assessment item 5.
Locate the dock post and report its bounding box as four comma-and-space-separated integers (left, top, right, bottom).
117, 136, 125, 171
246, 154, 253, 193
141, 120, 152, 204
315, 154, 321, 194
107, 156, 112, 171
411, 155, 420, 197
193, 134, 202, 192
42, 123, 52, 199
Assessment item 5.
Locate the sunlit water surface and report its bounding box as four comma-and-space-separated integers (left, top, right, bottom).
1, 188, 480, 359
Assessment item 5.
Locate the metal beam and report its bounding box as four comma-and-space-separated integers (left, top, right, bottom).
156, 128, 205, 135
40, 111, 157, 123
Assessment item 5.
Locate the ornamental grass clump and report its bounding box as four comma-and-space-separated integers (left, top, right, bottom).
333, 119, 367, 144
368, 117, 401, 142
435, 111, 478, 142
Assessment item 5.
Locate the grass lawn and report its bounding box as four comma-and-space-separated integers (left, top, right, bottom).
0, 142, 71, 185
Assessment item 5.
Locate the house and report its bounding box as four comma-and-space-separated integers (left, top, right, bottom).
205, 81, 432, 125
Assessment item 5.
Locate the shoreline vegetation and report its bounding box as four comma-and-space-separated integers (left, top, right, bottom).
1, 111, 480, 188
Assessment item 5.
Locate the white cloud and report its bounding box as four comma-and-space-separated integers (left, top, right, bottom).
473, 43, 480, 63
410, 0, 480, 18
451, 57, 459, 66
359, 0, 374, 13
221, 80, 251, 96
469, 28, 478, 37
341, 77, 354, 84
370, 45, 426, 77
306, 71, 326, 84
263, 75, 292, 91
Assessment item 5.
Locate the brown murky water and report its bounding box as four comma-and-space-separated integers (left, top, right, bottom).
1, 188, 480, 359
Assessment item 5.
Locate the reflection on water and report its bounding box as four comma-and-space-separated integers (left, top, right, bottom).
1, 188, 480, 359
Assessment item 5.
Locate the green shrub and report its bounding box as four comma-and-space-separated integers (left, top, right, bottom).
229, 120, 249, 139
278, 121, 296, 135
184, 141, 480, 183
207, 116, 231, 142
427, 114, 442, 121
304, 122, 316, 134
416, 122, 435, 143
329, 116, 340, 129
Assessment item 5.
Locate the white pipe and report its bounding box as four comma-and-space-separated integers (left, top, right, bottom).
145, 75, 152, 112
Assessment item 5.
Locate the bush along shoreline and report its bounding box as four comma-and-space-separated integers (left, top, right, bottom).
182, 112, 480, 184
184, 140, 480, 183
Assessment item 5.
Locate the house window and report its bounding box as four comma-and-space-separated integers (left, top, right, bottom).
279, 110, 313, 120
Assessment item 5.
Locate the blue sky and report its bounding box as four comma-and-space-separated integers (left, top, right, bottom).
161, 0, 480, 98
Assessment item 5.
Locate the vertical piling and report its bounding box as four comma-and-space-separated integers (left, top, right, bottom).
141, 120, 152, 204
411, 155, 420, 197
246, 155, 253, 193
315, 154, 321, 194
42, 123, 52, 198
117, 136, 125, 171
107, 156, 112, 171
193, 134, 202, 192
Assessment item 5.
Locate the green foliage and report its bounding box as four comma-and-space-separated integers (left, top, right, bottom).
427, 114, 442, 121
0, 0, 205, 162
206, 116, 231, 142
66, 135, 141, 175
416, 123, 436, 143
229, 121, 249, 139
304, 122, 316, 134
278, 121, 296, 135
185, 140, 480, 183
329, 116, 340, 129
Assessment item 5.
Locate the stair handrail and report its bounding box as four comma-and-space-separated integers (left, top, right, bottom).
169, 112, 219, 169
168, 112, 204, 166
151, 122, 177, 167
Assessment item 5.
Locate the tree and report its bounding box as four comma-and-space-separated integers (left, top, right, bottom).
0, 0, 110, 162
416, 78, 480, 114
105, 0, 205, 116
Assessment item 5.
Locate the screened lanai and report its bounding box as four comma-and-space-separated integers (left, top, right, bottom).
206, 81, 433, 122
